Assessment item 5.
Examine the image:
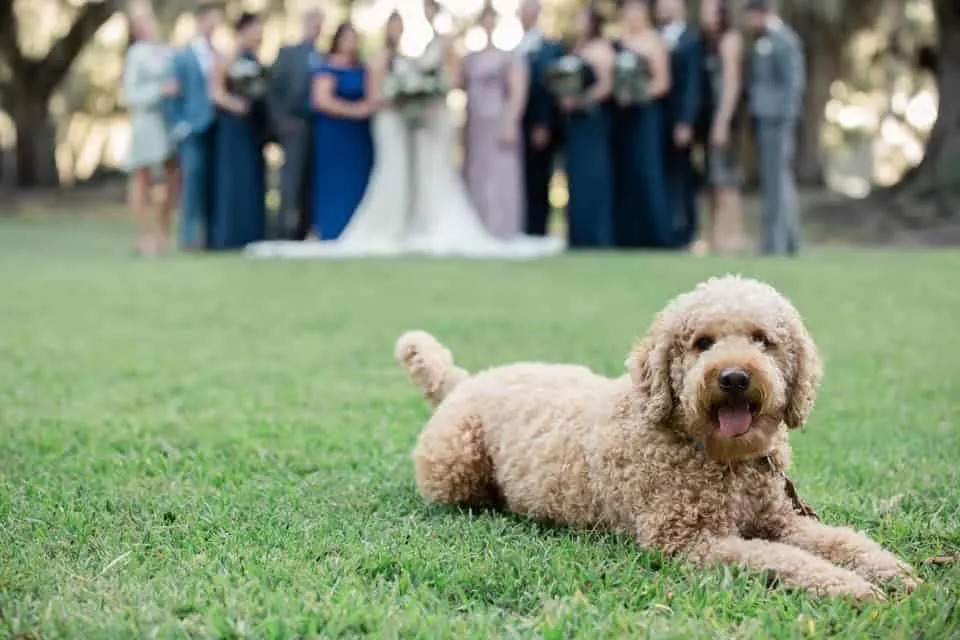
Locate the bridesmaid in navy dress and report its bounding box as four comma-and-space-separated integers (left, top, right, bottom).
309, 23, 374, 240
613, 0, 672, 248
209, 12, 267, 250
559, 7, 616, 249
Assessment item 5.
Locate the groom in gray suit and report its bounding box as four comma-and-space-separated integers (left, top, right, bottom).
745, 0, 805, 255
268, 8, 324, 240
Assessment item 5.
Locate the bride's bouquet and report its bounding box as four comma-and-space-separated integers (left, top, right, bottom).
544, 55, 589, 102
383, 61, 450, 126
613, 49, 650, 106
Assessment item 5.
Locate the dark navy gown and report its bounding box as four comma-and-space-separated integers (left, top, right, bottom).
563, 59, 615, 249
309, 62, 373, 239
210, 51, 267, 250
612, 46, 672, 248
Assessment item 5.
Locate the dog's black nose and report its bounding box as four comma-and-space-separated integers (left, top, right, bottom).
718, 368, 751, 394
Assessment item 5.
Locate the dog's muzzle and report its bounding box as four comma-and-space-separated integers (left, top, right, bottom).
713, 367, 757, 438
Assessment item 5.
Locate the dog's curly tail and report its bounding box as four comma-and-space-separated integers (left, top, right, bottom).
395, 330, 469, 408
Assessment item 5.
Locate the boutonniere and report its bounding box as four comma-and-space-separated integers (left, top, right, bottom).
755, 37, 772, 56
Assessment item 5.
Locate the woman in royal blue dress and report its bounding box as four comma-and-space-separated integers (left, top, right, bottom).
612, 0, 672, 248
209, 12, 268, 250
309, 22, 374, 240
557, 7, 616, 249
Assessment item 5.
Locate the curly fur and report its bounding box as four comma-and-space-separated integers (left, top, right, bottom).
397, 275, 919, 600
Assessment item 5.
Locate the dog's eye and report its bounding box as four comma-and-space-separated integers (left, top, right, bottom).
752, 331, 774, 348
693, 336, 715, 351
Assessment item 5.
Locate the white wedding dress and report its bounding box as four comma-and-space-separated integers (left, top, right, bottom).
245, 40, 564, 260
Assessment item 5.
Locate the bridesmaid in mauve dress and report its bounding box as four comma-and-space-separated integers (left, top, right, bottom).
462, 6, 527, 239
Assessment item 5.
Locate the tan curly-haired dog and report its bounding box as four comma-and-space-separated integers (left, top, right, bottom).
395, 275, 919, 600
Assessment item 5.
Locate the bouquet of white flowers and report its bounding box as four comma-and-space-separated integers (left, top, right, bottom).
383, 62, 450, 126
613, 50, 650, 106
544, 55, 588, 101
227, 57, 268, 101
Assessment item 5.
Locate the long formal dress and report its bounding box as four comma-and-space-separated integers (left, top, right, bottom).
519, 32, 565, 237
563, 60, 614, 249
612, 47, 672, 249
462, 48, 525, 239
243, 40, 564, 260
699, 49, 744, 189
663, 25, 703, 248
210, 51, 267, 250
309, 62, 373, 240
122, 42, 174, 171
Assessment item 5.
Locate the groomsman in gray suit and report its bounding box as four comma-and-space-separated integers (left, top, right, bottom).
745, 0, 805, 255
268, 8, 324, 240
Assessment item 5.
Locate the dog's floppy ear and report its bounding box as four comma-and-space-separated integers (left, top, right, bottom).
784, 316, 823, 430
626, 311, 674, 424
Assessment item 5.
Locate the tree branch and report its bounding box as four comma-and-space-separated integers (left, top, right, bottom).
0, 0, 24, 78
34, 0, 122, 98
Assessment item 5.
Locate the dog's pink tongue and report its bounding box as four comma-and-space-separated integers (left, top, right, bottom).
717, 404, 753, 437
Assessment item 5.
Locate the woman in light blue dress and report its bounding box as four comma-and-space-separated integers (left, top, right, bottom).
308, 23, 374, 240
122, 9, 178, 256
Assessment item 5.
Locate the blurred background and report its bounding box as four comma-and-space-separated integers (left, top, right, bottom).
0, 0, 957, 241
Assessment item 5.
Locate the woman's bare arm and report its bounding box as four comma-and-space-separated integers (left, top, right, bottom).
311, 72, 369, 119
645, 36, 672, 99
365, 52, 389, 106
713, 32, 743, 135
504, 52, 529, 124
210, 56, 248, 115
444, 38, 464, 90
585, 41, 614, 103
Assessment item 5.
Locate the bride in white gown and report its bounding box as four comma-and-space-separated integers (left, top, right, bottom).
246, 9, 564, 260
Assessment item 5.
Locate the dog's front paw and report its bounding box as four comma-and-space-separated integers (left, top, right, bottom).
820, 575, 887, 602
879, 569, 922, 595
859, 558, 921, 593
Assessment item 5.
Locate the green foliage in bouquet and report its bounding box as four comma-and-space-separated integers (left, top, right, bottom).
545, 55, 589, 101
228, 58, 269, 101
613, 50, 650, 106
383, 66, 449, 127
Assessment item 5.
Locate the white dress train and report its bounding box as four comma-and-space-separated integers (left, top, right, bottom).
245, 45, 564, 260
329, 107, 412, 255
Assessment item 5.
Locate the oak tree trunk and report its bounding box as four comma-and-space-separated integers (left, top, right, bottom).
822, 0, 960, 235
795, 45, 840, 186
865, 0, 960, 224
0, 0, 119, 188
904, 0, 960, 212
9, 90, 59, 188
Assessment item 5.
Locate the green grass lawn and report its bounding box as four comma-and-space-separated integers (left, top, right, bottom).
1, 216, 958, 639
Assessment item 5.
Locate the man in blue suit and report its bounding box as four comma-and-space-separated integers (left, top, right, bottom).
167, 2, 223, 250
517, 0, 564, 238
658, 0, 703, 249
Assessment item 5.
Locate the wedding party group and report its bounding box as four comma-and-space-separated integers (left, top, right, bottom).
121, 0, 805, 260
